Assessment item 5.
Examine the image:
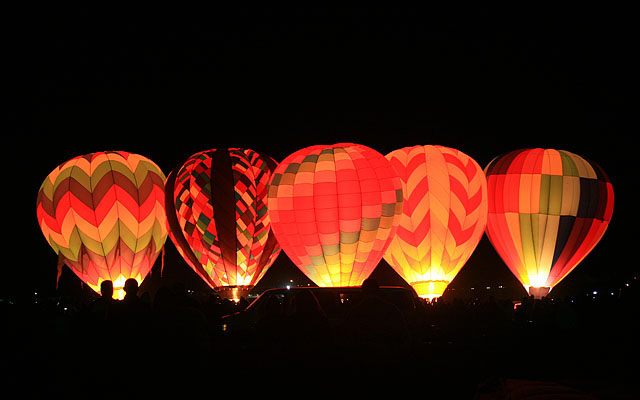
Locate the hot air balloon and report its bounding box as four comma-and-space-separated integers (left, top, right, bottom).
36, 151, 168, 299
383, 145, 488, 300
165, 148, 281, 301
267, 143, 403, 287
484, 148, 614, 298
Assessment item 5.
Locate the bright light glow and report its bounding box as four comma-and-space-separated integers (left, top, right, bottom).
97, 274, 142, 300
412, 280, 449, 300
528, 273, 549, 289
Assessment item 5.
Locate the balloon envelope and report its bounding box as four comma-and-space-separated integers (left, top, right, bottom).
484, 148, 614, 296
267, 143, 403, 287
383, 145, 488, 299
165, 148, 281, 296
36, 151, 168, 299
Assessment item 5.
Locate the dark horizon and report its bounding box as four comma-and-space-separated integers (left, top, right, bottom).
7, 5, 635, 301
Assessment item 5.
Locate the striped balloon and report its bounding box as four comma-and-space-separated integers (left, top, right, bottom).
36, 151, 168, 299
485, 148, 614, 297
267, 143, 403, 287
165, 148, 281, 295
383, 145, 488, 299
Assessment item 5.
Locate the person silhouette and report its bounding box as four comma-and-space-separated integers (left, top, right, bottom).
119, 278, 151, 327
117, 279, 152, 369
87, 280, 116, 322
101, 280, 114, 300
123, 278, 139, 302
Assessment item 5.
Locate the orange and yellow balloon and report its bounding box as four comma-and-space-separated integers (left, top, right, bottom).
36, 151, 168, 299
383, 145, 488, 300
267, 143, 404, 287
484, 148, 614, 298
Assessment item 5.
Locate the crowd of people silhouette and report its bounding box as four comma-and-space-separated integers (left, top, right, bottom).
1, 277, 638, 397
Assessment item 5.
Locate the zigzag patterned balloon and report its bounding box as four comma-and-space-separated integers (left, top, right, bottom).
165, 148, 281, 295
383, 145, 488, 299
36, 151, 168, 299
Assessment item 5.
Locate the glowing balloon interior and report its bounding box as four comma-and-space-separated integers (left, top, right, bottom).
484, 148, 614, 298
267, 143, 403, 287
165, 148, 281, 298
383, 145, 488, 300
36, 151, 168, 299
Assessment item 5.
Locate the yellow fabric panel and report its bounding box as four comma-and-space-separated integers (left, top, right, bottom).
519, 214, 537, 272
409, 198, 429, 235
539, 213, 559, 280
448, 189, 466, 225
561, 175, 580, 216
519, 174, 533, 213
102, 221, 122, 256
505, 212, 525, 272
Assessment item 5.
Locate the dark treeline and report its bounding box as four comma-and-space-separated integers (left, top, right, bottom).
1, 279, 638, 398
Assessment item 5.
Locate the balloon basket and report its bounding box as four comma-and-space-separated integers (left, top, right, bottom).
216, 286, 254, 303
528, 286, 551, 299
411, 280, 449, 300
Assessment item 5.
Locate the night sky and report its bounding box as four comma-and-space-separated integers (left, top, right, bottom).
7, 5, 636, 300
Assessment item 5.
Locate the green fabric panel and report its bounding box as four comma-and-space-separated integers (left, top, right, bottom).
311, 255, 326, 266
530, 213, 540, 263
102, 223, 121, 256
396, 188, 404, 203
361, 217, 381, 231
90, 162, 113, 190
302, 154, 320, 163
519, 213, 537, 268
548, 175, 563, 215
108, 159, 136, 182
322, 244, 340, 256
117, 222, 138, 253
196, 213, 211, 229
381, 203, 396, 217
67, 227, 83, 261
539, 174, 551, 214
340, 231, 360, 244
285, 163, 301, 174
270, 173, 282, 186
77, 230, 103, 257
559, 151, 579, 177
69, 163, 92, 192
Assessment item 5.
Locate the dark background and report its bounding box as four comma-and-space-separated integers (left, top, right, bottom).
6, 5, 636, 301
